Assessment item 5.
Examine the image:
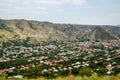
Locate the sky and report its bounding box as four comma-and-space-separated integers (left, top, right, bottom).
0, 0, 120, 25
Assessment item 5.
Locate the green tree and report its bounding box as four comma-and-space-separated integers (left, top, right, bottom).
23, 66, 41, 78
22, 37, 30, 47
96, 67, 107, 76
79, 67, 93, 77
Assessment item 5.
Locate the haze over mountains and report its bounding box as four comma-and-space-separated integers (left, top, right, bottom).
0, 19, 120, 43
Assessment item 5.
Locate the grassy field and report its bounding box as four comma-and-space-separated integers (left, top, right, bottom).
1, 74, 120, 80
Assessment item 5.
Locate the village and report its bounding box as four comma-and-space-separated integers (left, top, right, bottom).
0, 38, 120, 78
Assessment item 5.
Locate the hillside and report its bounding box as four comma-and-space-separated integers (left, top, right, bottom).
0, 19, 120, 43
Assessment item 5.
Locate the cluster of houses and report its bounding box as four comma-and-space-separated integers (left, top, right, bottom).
0, 40, 120, 77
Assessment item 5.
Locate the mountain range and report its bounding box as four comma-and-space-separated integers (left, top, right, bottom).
0, 19, 120, 43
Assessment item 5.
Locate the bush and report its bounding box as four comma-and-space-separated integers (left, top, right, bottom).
91, 73, 99, 80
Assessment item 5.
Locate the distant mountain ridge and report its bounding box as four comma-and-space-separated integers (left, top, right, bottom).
0, 19, 120, 43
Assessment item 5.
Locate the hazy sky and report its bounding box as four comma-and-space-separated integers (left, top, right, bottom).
0, 0, 120, 25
